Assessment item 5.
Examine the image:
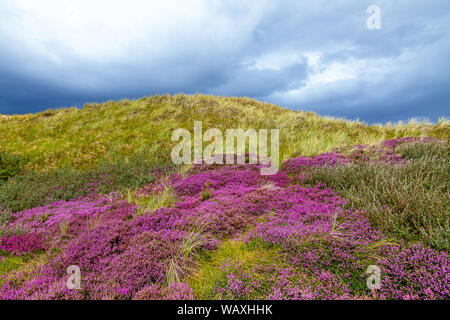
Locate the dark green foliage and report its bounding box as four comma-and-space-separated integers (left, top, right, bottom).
0, 152, 173, 213
0, 152, 26, 181
303, 142, 450, 250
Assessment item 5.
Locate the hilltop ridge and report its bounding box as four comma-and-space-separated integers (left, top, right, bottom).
0, 94, 448, 171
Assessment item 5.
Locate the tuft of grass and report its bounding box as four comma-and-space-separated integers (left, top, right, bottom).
303, 141, 450, 250
186, 239, 281, 299
165, 220, 207, 286
165, 258, 184, 287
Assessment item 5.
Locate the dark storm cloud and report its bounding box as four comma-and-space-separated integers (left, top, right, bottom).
0, 0, 449, 123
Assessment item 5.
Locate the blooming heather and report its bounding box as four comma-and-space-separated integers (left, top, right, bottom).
0, 138, 448, 300
0, 233, 46, 256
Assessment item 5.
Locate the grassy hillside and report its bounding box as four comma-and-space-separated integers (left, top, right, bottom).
0, 95, 449, 300
1, 94, 448, 172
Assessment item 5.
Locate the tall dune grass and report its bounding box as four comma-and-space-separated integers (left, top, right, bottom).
1, 94, 448, 172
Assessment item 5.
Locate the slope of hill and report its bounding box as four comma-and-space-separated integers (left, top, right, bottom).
0, 94, 448, 171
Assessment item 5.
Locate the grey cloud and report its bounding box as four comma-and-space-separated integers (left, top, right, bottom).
0, 0, 449, 124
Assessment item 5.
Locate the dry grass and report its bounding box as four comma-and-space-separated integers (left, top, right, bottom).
303, 141, 450, 250
1, 94, 447, 172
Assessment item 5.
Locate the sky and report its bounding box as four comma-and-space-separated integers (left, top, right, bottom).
0, 0, 449, 123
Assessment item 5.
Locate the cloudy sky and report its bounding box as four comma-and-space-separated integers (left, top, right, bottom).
0, 0, 449, 123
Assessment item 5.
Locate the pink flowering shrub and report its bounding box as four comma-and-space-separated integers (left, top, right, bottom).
377, 243, 449, 300
212, 259, 353, 300
5, 195, 123, 244
0, 233, 46, 256
281, 138, 435, 175
134, 282, 195, 300
282, 152, 349, 174
171, 166, 290, 196
346, 136, 441, 163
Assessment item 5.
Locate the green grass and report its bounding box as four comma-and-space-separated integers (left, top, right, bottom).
0, 152, 172, 212
0, 255, 29, 278
124, 184, 178, 216
303, 141, 450, 250
0, 251, 52, 287
165, 219, 207, 286
186, 239, 283, 299
0, 94, 448, 172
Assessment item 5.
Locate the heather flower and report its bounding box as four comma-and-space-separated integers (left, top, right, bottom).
0, 233, 46, 255
0, 138, 447, 300
377, 243, 449, 300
